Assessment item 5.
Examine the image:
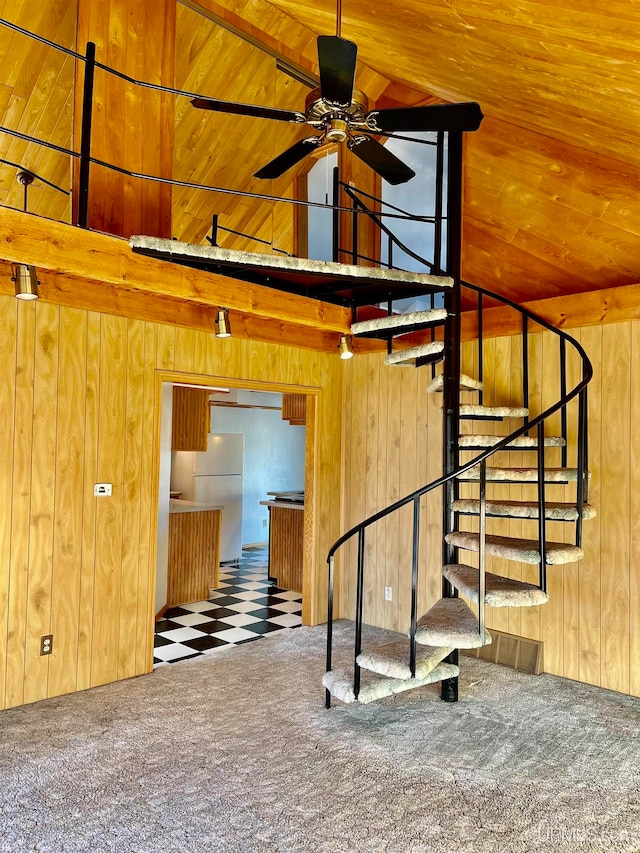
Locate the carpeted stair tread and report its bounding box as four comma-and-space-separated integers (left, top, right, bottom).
452, 498, 596, 521
427, 373, 484, 393
414, 598, 491, 649
459, 434, 565, 449
457, 465, 581, 483
351, 308, 447, 336
460, 404, 529, 418
385, 340, 445, 366
443, 563, 549, 607
445, 531, 584, 565
322, 662, 459, 705
356, 640, 453, 680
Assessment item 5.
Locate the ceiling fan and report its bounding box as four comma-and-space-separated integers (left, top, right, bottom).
191, 30, 483, 185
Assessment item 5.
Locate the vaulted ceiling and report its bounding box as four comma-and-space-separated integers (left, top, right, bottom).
1, 0, 640, 307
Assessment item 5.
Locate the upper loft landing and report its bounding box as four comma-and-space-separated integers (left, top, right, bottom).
129, 237, 453, 309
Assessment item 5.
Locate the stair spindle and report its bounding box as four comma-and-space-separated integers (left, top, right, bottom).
537, 421, 547, 592
354, 528, 365, 699
410, 497, 421, 678
560, 338, 568, 468
479, 460, 487, 643
325, 555, 335, 709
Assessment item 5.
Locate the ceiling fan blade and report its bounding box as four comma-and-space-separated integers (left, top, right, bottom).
317, 35, 357, 106
368, 102, 484, 133
191, 97, 305, 124
347, 136, 415, 185
254, 137, 322, 180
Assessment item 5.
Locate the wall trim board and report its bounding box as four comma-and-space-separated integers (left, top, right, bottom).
159, 371, 321, 396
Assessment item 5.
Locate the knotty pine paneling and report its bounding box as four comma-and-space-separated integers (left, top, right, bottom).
339, 321, 640, 698
0, 293, 342, 711
0, 2, 75, 222
464, 117, 640, 305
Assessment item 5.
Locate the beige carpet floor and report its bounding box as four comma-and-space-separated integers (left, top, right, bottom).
1, 621, 639, 852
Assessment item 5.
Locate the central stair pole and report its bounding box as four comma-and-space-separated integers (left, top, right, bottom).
441, 131, 463, 703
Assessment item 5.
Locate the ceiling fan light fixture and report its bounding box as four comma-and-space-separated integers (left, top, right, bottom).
339, 335, 354, 359
325, 118, 349, 143
12, 263, 40, 300
215, 307, 231, 338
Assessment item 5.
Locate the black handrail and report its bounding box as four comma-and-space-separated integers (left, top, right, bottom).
327, 284, 592, 559
341, 184, 437, 274
329, 328, 590, 559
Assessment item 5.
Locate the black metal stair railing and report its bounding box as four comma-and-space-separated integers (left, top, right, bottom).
325, 280, 593, 707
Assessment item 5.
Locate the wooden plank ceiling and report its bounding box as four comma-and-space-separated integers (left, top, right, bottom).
1, 0, 640, 308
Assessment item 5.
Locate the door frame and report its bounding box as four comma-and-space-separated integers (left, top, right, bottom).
148, 369, 320, 671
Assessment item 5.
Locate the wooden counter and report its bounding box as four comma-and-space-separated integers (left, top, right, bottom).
168, 502, 222, 605
260, 500, 304, 593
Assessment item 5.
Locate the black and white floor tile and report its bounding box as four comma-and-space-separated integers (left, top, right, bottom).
153, 547, 302, 667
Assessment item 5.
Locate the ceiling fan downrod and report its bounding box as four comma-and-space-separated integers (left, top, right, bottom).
336, 0, 342, 37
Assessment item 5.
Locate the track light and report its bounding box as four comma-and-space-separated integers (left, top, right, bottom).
339, 335, 354, 360
12, 264, 40, 300
215, 307, 231, 338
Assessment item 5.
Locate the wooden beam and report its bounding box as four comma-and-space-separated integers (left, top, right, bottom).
0, 261, 345, 352
0, 208, 351, 335
461, 281, 640, 340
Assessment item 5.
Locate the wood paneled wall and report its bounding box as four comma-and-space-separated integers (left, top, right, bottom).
339, 321, 640, 698
74, 0, 175, 237
0, 293, 342, 710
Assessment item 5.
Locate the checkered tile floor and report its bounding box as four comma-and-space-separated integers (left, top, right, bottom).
153, 547, 302, 667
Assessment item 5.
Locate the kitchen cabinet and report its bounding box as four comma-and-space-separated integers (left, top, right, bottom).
260, 499, 304, 593
167, 502, 222, 605
171, 386, 210, 451
281, 393, 306, 425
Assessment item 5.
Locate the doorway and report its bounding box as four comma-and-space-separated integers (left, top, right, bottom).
151, 373, 317, 668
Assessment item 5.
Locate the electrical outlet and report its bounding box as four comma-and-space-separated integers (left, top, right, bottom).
262, 518, 268, 528
40, 635, 53, 656
384, 586, 393, 601
94, 483, 112, 497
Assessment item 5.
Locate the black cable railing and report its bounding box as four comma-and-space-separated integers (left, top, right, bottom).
205, 213, 291, 256
0, 18, 435, 231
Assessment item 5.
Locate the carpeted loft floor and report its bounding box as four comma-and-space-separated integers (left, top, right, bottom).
1, 621, 640, 853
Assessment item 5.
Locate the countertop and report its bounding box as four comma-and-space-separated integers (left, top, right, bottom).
169, 499, 224, 514
260, 499, 305, 511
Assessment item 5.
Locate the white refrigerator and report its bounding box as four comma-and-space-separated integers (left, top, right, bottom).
171, 433, 244, 562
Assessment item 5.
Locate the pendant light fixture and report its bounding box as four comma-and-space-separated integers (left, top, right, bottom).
12, 264, 40, 300
215, 307, 231, 338
339, 335, 354, 359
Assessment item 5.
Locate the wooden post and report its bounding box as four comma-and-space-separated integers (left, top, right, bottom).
73, 0, 176, 238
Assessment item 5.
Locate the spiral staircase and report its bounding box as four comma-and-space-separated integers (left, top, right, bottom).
323, 278, 593, 705
323, 138, 594, 707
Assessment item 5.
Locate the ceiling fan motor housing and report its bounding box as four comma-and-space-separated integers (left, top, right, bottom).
304, 86, 370, 140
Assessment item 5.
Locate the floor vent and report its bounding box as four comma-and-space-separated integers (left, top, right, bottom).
461, 629, 544, 675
